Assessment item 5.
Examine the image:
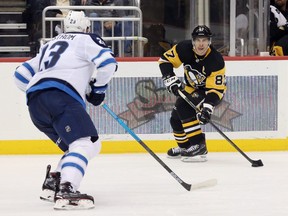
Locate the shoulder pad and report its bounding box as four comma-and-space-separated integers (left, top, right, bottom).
88, 33, 108, 48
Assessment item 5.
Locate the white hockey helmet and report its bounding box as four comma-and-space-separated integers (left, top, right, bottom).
64, 10, 91, 33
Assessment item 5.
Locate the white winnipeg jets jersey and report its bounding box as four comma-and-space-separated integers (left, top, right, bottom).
14, 33, 117, 107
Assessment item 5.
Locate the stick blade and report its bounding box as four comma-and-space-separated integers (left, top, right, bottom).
191, 178, 218, 191
252, 159, 264, 167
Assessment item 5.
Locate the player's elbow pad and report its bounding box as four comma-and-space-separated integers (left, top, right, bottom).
96, 63, 118, 86
14, 71, 29, 92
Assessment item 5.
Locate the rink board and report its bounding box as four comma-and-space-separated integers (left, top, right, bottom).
0, 57, 288, 154
0, 138, 287, 154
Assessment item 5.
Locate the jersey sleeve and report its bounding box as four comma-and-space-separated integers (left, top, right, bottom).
204, 62, 226, 106
86, 34, 118, 86
158, 44, 183, 77
13, 54, 41, 92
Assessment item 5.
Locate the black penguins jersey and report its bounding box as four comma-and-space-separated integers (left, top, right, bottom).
159, 40, 226, 106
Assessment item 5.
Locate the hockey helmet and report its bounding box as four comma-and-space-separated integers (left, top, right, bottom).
64, 10, 91, 33
191, 25, 212, 39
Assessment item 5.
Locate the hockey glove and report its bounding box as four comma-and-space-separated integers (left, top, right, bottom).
197, 103, 214, 125
163, 75, 184, 96
281, 24, 288, 32
86, 80, 108, 106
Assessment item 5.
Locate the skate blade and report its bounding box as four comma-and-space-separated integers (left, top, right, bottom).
54, 199, 95, 210
181, 155, 207, 162
167, 155, 181, 159
40, 189, 55, 203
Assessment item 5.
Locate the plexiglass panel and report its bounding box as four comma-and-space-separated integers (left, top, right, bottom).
141, 0, 269, 56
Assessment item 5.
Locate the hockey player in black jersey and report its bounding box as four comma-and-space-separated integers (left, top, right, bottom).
159, 25, 226, 162
270, 0, 288, 56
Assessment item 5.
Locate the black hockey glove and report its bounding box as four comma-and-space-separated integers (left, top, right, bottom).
163, 75, 184, 96
197, 103, 214, 125
86, 80, 107, 106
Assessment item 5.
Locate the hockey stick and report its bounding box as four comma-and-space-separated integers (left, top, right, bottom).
177, 90, 264, 167
101, 103, 217, 191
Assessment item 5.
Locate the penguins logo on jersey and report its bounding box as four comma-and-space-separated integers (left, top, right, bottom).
184, 64, 206, 88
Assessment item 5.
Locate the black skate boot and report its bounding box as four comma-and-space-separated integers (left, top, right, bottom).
167, 146, 184, 158
181, 140, 208, 162
54, 182, 94, 210
40, 165, 60, 202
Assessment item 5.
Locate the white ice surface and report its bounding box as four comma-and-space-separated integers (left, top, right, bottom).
0, 151, 287, 216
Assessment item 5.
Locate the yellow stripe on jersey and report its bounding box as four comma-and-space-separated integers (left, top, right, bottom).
184, 85, 196, 94
206, 89, 224, 100
205, 68, 226, 90
161, 45, 183, 68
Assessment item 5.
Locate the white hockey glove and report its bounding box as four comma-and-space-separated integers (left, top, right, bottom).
163, 75, 184, 96
197, 103, 214, 125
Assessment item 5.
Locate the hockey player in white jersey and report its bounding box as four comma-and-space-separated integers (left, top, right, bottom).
14, 10, 117, 210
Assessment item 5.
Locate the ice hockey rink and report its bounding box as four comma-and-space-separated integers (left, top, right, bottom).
0, 151, 287, 216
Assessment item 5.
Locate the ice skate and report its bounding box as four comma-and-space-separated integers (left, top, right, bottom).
181, 141, 208, 162
54, 182, 94, 210
40, 165, 60, 202
167, 146, 184, 158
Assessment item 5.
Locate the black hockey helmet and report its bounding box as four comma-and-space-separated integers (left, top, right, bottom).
191, 25, 212, 39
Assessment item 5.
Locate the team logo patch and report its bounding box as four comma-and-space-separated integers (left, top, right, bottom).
184, 64, 206, 87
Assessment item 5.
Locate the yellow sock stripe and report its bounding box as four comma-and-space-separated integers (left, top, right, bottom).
186, 130, 202, 138
173, 132, 186, 137
173, 135, 187, 140
173, 132, 188, 143
182, 119, 199, 127
176, 139, 189, 144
